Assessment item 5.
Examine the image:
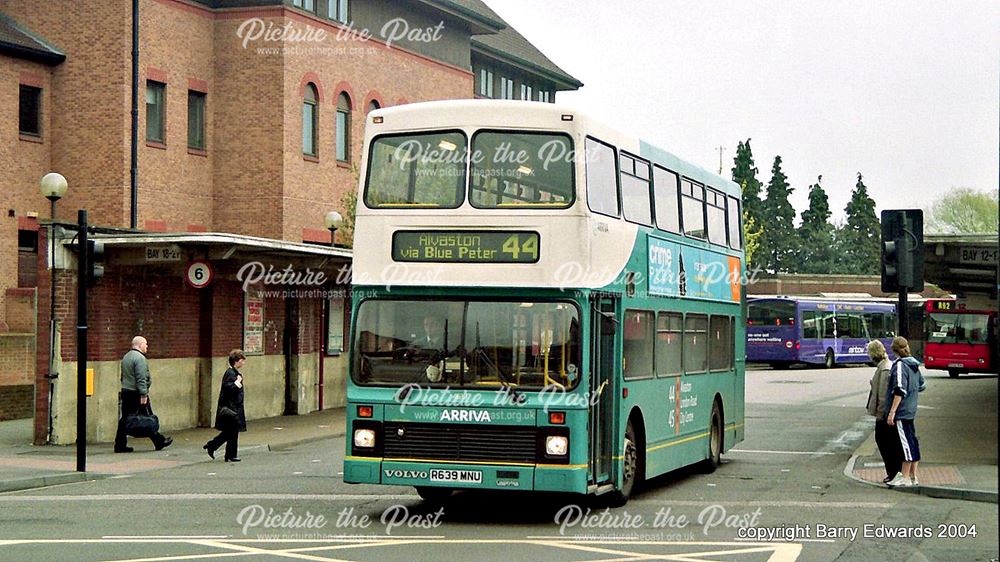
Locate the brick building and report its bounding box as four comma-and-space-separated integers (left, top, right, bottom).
0, 0, 581, 443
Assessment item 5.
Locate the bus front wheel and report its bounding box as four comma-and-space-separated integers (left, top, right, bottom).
824, 350, 835, 369
700, 402, 723, 473
606, 421, 639, 507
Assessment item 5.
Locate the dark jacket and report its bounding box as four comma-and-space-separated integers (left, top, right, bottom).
121, 349, 151, 394
215, 367, 246, 432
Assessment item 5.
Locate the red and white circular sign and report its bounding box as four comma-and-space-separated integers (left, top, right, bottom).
185, 260, 213, 289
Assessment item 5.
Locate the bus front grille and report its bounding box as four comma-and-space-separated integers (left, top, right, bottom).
383, 423, 537, 463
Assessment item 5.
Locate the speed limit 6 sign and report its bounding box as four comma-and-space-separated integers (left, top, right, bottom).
186, 260, 214, 288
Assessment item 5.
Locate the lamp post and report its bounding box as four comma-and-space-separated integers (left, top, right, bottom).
324, 211, 344, 248
39, 173, 67, 444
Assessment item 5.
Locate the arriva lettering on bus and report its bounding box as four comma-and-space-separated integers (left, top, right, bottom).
439, 409, 492, 422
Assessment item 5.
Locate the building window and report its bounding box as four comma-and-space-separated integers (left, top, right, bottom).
478, 68, 494, 97
519, 84, 532, 101
19, 85, 42, 137
336, 92, 352, 162
145, 81, 166, 143
303, 83, 318, 157
500, 77, 514, 100
293, 0, 315, 12
17, 230, 38, 288
537, 90, 551, 103
328, 0, 348, 23
367, 100, 380, 114
187, 91, 206, 150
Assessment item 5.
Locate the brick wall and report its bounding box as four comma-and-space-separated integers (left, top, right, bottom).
0, 334, 34, 386
0, 385, 33, 421
278, 10, 474, 243
4, 288, 37, 333
2, 0, 130, 227
0, 55, 54, 323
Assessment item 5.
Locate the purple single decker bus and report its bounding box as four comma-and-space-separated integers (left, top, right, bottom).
746, 297, 897, 368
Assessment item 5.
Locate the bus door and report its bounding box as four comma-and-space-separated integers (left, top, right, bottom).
589, 295, 618, 487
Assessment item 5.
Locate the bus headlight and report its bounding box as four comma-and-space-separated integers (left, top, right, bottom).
354, 429, 376, 448
546, 435, 568, 456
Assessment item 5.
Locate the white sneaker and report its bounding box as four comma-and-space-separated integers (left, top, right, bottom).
886, 474, 911, 487
911, 477, 919, 487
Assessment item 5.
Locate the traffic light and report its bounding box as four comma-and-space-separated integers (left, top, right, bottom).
880, 210, 923, 292
86, 239, 104, 287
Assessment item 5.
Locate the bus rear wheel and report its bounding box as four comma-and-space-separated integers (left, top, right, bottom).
824, 349, 835, 369
415, 486, 453, 504
948, 369, 961, 378
700, 402, 723, 473
606, 420, 639, 507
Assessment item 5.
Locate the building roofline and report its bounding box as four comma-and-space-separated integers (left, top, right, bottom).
417, 0, 505, 34
471, 41, 583, 90
77, 232, 353, 260
0, 11, 66, 65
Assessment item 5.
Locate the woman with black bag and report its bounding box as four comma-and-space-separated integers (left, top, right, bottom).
204, 350, 247, 462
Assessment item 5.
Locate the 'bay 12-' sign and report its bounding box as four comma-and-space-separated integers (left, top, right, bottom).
392, 231, 540, 263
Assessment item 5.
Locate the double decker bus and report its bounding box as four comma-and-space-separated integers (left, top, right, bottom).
923, 299, 998, 377
343, 100, 745, 505
746, 297, 897, 368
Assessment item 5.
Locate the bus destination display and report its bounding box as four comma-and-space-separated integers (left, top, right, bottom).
392, 231, 540, 263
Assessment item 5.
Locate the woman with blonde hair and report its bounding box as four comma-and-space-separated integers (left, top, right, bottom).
866, 340, 902, 484
885, 336, 926, 487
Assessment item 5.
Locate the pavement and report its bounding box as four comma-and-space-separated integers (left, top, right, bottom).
0, 371, 996, 504
0, 407, 346, 493
845, 371, 998, 504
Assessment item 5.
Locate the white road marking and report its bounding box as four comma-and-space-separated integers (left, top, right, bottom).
730, 449, 836, 456
0, 538, 806, 562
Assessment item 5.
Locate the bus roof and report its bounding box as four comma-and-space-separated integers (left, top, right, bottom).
369, 100, 740, 199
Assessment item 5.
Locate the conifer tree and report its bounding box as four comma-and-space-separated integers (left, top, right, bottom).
837, 172, 881, 274
759, 155, 795, 272
731, 139, 763, 230
796, 176, 835, 273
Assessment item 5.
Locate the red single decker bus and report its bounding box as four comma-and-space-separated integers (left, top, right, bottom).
923, 299, 998, 378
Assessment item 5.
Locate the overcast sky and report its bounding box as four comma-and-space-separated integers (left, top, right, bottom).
486, 0, 1000, 224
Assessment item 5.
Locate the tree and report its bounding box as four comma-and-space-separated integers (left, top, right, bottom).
796, 176, 835, 273
759, 155, 795, 272
742, 203, 764, 272
837, 172, 881, 274
926, 187, 999, 234
731, 139, 763, 230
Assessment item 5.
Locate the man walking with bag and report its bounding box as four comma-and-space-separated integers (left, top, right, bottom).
114, 336, 172, 453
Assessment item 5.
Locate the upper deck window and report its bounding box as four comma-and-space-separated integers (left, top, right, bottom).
620, 152, 652, 226
706, 188, 727, 246
681, 179, 705, 238
364, 131, 467, 208
470, 131, 574, 208
585, 137, 619, 218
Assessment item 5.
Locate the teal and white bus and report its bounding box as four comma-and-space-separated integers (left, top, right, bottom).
344, 100, 745, 505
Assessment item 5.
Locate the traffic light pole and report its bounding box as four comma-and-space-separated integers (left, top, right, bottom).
77, 210, 87, 472
898, 288, 909, 339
